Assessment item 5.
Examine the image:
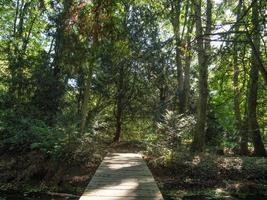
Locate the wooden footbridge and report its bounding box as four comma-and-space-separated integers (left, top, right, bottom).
79, 153, 164, 200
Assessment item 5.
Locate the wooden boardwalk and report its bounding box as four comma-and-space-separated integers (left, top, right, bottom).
79, 153, 164, 200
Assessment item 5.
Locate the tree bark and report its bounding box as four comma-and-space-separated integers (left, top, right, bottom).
240, 108, 249, 155
233, 0, 249, 155
184, 15, 194, 112
113, 66, 124, 142
158, 85, 167, 122
80, 66, 93, 135
171, 0, 184, 113
46, 0, 73, 122
247, 0, 266, 156
191, 0, 212, 152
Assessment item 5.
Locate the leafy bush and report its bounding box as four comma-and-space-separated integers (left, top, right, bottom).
0, 110, 41, 150
157, 110, 196, 149
0, 109, 68, 158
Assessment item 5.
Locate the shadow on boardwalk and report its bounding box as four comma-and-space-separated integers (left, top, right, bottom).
79, 153, 164, 200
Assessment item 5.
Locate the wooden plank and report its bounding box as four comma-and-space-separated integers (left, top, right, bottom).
86, 180, 160, 187
79, 153, 164, 200
82, 189, 162, 197
85, 185, 159, 191
80, 196, 162, 200
90, 177, 155, 181
93, 173, 152, 177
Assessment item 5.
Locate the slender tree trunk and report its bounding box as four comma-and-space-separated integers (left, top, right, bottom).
114, 100, 122, 142
9, 1, 27, 101
79, 0, 104, 134
247, 0, 266, 156
191, 0, 212, 152
233, 4, 242, 135
157, 65, 167, 122
114, 66, 124, 142
77, 78, 83, 115
240, 108, 249, 155
80, 66, 93, 135
184, 51, 191, 112
171, 0, 184, 113
176, 39, 185, 113
53, 21, 64, 116
233, 0, 248, 155
158, 85, 167, 122
247, 64, 265, 156
45, 0, 73, 122
184, 17, 194, 112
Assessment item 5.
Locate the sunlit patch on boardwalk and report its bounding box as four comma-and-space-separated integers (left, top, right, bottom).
79, 153, 164, 200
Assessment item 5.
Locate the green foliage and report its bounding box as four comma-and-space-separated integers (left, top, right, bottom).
0, 110, 41, 150
0, 110, 55, 155
0, 1, 266, 199
0, 106, 79, 158
0, 0, 266, 160
157, 110, 196, 149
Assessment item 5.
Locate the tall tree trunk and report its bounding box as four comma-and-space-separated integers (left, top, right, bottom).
157, 65, 167, 122
46, 0, 73, 122
247, 0, 266, 156
233, 1, 242, 136
240, 107, 249, 155
171, 0, 184, 113
79, 0, 104, 134
184, 16, 194, 112
114, 99, 122, 142
233, 0, 248, 155
114, 66, 124, 142
9, 1, 33, 101
158, 85, 167, 122
191, 0, 212, 152
80, 66, 93, 135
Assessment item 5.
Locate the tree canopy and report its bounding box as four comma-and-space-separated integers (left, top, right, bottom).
0, 0, 266, 155
0, 0, 267, 199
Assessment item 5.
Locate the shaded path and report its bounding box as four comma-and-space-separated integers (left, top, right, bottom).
79, 153, 164, 200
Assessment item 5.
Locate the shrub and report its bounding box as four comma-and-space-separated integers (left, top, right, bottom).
157, 110, 196, 149
0, 109, 68, 158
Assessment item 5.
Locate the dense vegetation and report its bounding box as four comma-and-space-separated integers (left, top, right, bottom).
0, 0, 266, 199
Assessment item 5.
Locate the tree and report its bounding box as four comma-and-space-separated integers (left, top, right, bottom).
247, 0, 266, 156
170, 0, 184, 113
0, 0, 266, 156
184, 3, 194, 112
191, 0, 212, 152
232, 0, 249, 155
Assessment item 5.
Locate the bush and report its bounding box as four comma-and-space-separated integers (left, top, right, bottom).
0, 109, 68, 158
0, 110, 41, 150
157, 110, 196, 149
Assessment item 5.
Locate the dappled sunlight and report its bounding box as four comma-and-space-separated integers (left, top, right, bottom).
1, 0, 266, 199
79, 153, 164, 200
218, 157, 243, 170
215, 188, 224, 193
100, 162, 144, 170
191, 155, 201, 166
82, 179, 139, 197
255, 158, 266, 165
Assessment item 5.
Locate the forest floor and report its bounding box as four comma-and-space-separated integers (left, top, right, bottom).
145, 152, 267, 200
0, 141, 267, 200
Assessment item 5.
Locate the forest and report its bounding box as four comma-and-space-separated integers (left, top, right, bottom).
0, 0, 266, 199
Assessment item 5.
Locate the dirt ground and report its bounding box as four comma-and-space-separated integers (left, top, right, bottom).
1, 142, 266, 200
